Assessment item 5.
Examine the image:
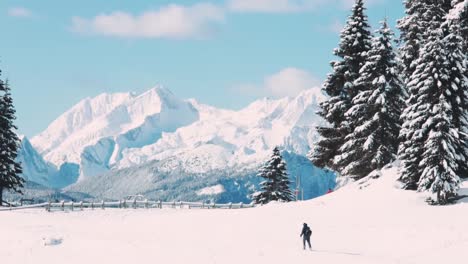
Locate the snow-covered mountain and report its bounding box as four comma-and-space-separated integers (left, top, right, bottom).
22, 86, 333, 201
66, 151, 335, 202
31, 86, 199, 180
116, 87, 326, 173
17, 136, 55, 187
18, 136, 79, 189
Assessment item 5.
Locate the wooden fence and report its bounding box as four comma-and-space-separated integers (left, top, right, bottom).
0, 200, 255, 212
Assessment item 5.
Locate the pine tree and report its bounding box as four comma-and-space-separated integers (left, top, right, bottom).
334, 20, 406, 180
399, 3, 464, 204
0, 77, 24, 206
445, 1, 468, 179
310, 0, 372, 171
415, 34, 461, 203
398, 1, 449, 190
397, 0, 429, 80
397, 0, 432, 188
459, 2, 468, 52
253, 147, 294, 204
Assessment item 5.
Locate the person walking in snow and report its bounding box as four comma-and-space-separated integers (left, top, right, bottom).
300, 223, 312, 250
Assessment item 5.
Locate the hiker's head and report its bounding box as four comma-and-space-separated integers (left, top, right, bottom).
303, 223, 307, 227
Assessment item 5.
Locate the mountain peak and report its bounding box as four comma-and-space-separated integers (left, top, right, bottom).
137, 85, 170, 97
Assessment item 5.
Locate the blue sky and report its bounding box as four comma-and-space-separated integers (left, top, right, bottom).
0, 0, 404, 137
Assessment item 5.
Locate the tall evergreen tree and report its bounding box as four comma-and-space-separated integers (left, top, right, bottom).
398, 1, 449, 190
399, 2, 464, 204
397, 0, 429, 80
334, 20, 406, 179
416, 29, 461, 203
445, 1, 468, 179
253, 147, 294, 204
397, 1, 432, 188
310, 0, 372, 171
0, 77, 24, 206
449, 1, 467, 51
459, 2, 468, 51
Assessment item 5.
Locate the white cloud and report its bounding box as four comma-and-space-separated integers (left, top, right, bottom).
233, 68, 321, 98
227, 0, 384, 13
71, 3, 225, 39
8, 7, 32, 18
227, 0, 325, 13
264, 68, 320, 97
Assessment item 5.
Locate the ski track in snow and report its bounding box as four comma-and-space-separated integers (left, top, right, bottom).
2, 167, 468, 264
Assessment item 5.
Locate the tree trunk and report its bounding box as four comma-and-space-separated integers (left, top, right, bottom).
0, 186, 3, 206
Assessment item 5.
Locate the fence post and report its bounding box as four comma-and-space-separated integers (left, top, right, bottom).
145, 199, 148, 209
91, 202, 94, 210
101, 200, 105, 210
71, 202, 74, 211
80, 201, 83, 210
229, 202, 232, 209
172, 201, 176, 208
240, 202, 243, 209
158, 200, 162, 209
61, 201, 65, 211
179, 201, 183, 209
123, 200, 126, 209
46, 200, 51, 212
133, 198, 137, 209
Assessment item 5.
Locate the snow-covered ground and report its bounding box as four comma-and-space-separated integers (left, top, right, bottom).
3, 167, 468, 264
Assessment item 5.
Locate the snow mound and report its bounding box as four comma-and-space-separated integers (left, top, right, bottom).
42, 237, 63, 246
197, 184, 225, 196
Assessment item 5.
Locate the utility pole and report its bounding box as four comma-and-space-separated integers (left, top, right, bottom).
295, 174, 302, 201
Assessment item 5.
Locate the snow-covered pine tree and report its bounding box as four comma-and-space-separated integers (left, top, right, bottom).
253, 147, 294, 205
397, 0, 452, 78
397, 0, 429, 80
0, 78, 24, 206
459, 2, 468, 51
418, 97, 461, 205
449, 1, 468, 51
334, 20, 406, 180
444, 2, 468, 179
399, 3, 464, 204
416, 44, 461, 203
398, 1, 450, 190
443, 0, 456, 12
397, 1, 433, 188
310, 0, 372, 170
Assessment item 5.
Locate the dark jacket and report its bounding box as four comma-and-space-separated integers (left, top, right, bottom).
300, 225, 312, 239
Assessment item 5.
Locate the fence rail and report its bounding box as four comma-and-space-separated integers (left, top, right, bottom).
0, 200, 255, 212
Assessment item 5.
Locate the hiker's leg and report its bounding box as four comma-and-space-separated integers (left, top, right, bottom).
307, 238, 311, 249
303, 238, 306, 249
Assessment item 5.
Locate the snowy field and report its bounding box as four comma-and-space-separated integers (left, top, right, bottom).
3, 167, 468, 264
